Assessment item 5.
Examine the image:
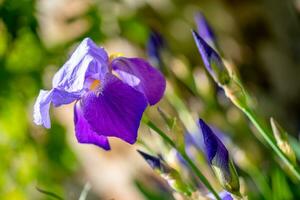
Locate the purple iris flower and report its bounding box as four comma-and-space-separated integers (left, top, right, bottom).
194, 12, 217, 50
199, 119, 240, 194
33, 38, 166, 150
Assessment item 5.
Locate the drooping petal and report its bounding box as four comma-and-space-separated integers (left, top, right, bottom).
33, 89, 81, 128
74, 101, 110, 150
81, 74, 148, 144
111, 57, 166, 105
194, 12, 217, 50
192, 30, 230, 85
52, 38, 109, 93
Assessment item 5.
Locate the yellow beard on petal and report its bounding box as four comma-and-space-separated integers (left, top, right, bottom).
90, 79, 101, 91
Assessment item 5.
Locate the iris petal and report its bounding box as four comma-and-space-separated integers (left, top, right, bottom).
33, 89, 81, 128
33, 38, 109, 129
192, 31, 222, 78
199, 119, 240, 194
81, 74, 148, 144
111, 57, 166, 105
74, 101, 110, 150
194, 12, 217, 49
52, 38, 109, 93
199, 119, 229, 167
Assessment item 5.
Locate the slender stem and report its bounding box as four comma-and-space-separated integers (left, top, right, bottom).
144, 120, 221, 200
242, 107, 300, 181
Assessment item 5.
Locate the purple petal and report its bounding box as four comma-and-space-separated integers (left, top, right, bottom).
74, 101, 110, 150
198, 119, 229, 169
33, 89, 81, 128
220, 191, 234, 200
194, 12, 217, 49
111, 57, 166, 105
192, 30, 226, 83
207, 190, 233, 200
81, 74, 148, 144
52, 38, 109, 93
199, 119, 240, 193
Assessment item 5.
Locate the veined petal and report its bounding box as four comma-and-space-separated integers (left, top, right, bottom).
33, 89, 80, 128
52, 38, 109, 93
74, 101, 110, 150
81, 74, 148, 144
111, 57, 166, 105
33, 90, 52, 128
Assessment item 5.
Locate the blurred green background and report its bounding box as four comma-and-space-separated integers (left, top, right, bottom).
1, 0, 300, 199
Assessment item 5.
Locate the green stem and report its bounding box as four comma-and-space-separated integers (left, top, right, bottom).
144, 120, 221, 200
242, 107, 300, 181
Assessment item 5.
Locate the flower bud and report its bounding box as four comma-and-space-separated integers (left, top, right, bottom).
137, 150, 193, 196
192, 30, 230, 86
147, 30, 166, 69
199, 119, 240, 195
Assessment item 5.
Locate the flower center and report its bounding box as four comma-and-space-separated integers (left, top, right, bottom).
90, 79, 101, 91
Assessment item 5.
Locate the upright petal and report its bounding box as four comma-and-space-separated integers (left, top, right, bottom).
81, 74, 148, 144
33, 89, 81, 128
52, 38, 109, 93
111, 57, 166, 105
74, 101, 110, 150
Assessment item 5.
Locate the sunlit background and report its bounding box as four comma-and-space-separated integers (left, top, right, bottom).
1, 0, 300, 199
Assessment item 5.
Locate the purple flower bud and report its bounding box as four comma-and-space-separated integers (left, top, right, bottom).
137, 150, 169, 173
138, 150, 193, 196
147, 30, 166, 68
192, 30, 230, 86
199, 119, 240, 195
